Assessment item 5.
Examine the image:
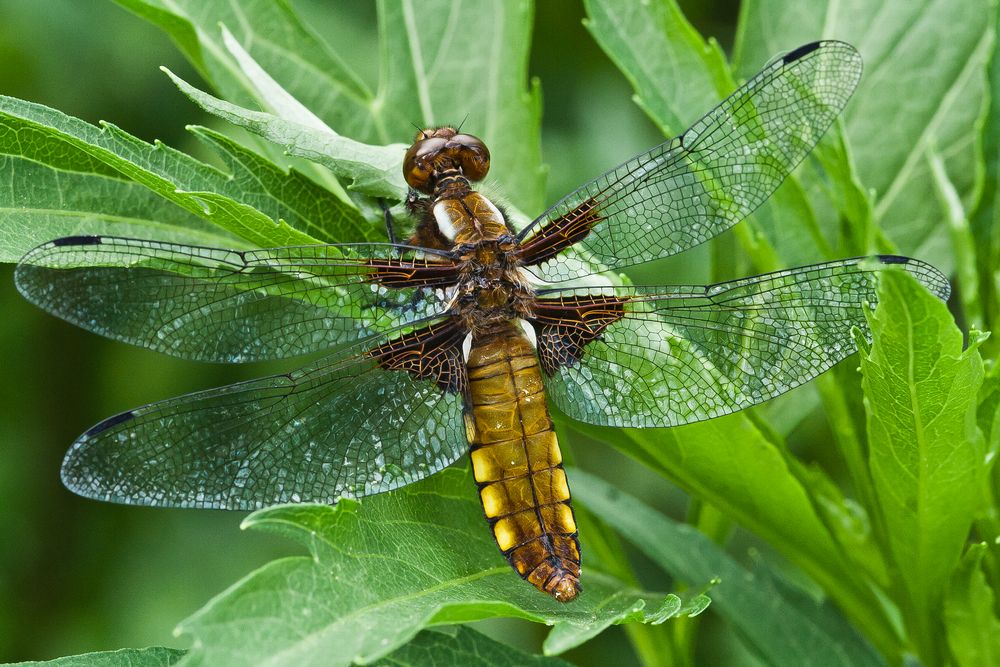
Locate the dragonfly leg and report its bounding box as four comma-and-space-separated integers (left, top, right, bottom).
379, 198, 400, 246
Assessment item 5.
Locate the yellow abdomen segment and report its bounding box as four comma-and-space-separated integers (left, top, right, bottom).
466, 324, 581, 602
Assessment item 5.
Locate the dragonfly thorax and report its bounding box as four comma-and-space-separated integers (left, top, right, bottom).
455, 239, 535, 335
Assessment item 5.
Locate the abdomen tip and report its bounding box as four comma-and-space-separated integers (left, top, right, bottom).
549, 574, 582, 603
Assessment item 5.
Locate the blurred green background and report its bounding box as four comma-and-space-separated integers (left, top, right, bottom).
0, 1, 774, 664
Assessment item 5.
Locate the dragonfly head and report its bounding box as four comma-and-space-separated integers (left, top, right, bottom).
403, 127, 491, 193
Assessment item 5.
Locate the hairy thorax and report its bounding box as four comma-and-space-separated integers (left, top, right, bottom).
418, 187, 535, 337
455, 237, 535, 336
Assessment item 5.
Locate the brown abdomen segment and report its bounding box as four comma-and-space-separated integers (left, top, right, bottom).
465, 323, 581, 602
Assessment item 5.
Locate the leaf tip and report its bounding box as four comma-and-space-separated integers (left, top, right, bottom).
850, 324, 871, 356
969, 329, 991, 349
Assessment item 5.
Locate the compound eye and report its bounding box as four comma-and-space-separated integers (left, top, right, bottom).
451, 133, 490, 181
403, 137, 447, 192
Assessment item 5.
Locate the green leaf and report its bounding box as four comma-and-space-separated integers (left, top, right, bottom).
860, 270, 986, 661
163, 68, 408, 200
572, 470, 883, 666
173, 468, 682, 666
979, 361, 1000, 461
373, 626, 572, 666
561, 409, 901, 656
7, 629, 571, 667
582, 0, 730, 137
944, 543, 1000, 666
111, 0, 370, 127
0, 154, 232, 263
734, 0, 995, 272
186, 126, 374, 243
581, 0, 827, 270
9, 646, 185, 667
0, 95, 330, 256
806, 130, 876, 256
566, 417, 842, 575
795, 457, 889, 587
115, 0, 545, 212
971, 11, 1000, 352
216, 25, 334, 134
377, 0, 545, 213
928, 146, 982, 329
561, 412, 898, 655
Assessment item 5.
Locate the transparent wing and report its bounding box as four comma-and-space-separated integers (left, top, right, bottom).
517, 41, 863, 282
16, 236, 459, 362
61, 323, 468, 509
533, 256, 949, 427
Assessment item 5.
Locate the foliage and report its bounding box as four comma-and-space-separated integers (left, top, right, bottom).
3, 0, 1000, 665
8, 627, 571, 667
172, 469, 690, 666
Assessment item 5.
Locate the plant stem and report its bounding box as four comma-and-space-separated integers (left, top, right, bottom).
559, 431, 678, 666
815, 372, 887, 553
671, 500, 731, 664
576, 506, 678, 667
928, 148, 983, 329
604, 427, 904, 660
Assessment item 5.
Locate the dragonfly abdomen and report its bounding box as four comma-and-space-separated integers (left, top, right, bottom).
465, 323, 581, 602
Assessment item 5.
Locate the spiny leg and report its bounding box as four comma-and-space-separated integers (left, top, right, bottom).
379, 198, 400, 246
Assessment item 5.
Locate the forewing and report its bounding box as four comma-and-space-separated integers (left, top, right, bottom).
16, 236, 458, 362
61, 320, 469, 509
533, 257, 949, 427
518, 41, 862, 282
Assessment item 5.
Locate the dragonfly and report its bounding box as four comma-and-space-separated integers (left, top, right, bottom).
15, 41, 949, 602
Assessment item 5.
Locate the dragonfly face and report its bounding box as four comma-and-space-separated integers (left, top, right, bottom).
403, 126, 491, 194
15, 41, 951, 602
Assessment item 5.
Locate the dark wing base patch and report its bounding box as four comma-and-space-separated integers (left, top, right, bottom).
529, 296, 626, 375
363, 256, 461, 288
516, 198, 602, 267
368, 319, 469, 393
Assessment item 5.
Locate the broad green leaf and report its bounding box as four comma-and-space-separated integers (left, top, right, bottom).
163, 68, 408, 200
10, 646, 185, 667
373, 626, 572, 666
173, 468, 684, 666
563, 417, 844, 577
186, 127, 374, 243
0, 154, 232, 262
807, 130, 876, 255
111, 0, 370, 128
218, 25, 333, 134
572, 470, 883, 666
798, 459, 889, 587
115, 0, 545, 212
860, 270, 985, 661
0, 95, 329, 254
583, 0, 841, 272
746, 178, 829, 269
581, 0, 730, 137
7, 628, 568, 667
944, 543, 1000, 666
377, 0, 545, 213
734, 0, 994, 273
0, 106, 233, 260
561, 413, 896, 655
